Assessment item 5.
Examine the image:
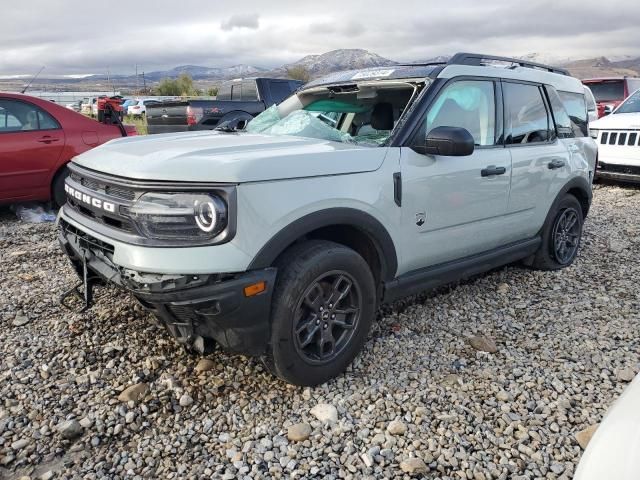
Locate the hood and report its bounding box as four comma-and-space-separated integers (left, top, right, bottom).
72, 131, 387, 183
590, 112, 640, 130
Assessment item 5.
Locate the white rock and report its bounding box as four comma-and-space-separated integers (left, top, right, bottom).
310, 403, 338, 423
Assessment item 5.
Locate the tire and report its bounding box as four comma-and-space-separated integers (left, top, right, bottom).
530, 193, 584, 270
263, 240, 377, 386
52, 166, 70, 207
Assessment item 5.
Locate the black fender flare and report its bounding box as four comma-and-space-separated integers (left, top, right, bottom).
248, 208, 398, 281
551, 176, 593, 218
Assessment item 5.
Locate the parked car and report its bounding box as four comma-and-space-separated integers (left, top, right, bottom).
127, 99, 161, 117
582, 77, 640, 118
80, 97, 96, 116
121, 99, 137, 115
57, 53, 596, 385
590, 88, 640, 183
146, 78, 302, 134
574, 373, 640, 480
0, 92, 137, 206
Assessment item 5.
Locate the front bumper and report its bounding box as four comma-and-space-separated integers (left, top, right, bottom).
58, 218, 276, 355
596, 162, 640, 184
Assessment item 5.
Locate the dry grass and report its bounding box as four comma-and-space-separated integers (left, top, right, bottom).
123, 115, 148, 135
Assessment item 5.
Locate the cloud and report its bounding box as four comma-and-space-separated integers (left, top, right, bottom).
220, 13, 260, 31
0, 0, 639, 76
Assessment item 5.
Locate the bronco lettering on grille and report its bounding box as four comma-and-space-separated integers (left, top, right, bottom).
65, 184, 116, 213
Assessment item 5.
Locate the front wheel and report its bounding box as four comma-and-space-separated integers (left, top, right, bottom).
52, 166, 70, 207
530, 193, 584, 270
263, 240, 376, 386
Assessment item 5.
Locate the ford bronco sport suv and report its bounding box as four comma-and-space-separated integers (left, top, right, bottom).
58, 53, 597, 386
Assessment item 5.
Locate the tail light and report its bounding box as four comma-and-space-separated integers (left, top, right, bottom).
187, 106, 203, 126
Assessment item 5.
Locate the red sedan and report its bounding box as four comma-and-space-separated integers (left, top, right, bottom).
0, 92, 136, 206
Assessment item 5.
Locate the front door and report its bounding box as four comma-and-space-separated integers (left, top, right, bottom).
398, 79, 512, 274
0, 99, 65, 201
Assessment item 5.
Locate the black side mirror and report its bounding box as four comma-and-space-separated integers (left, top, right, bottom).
603, 105, 613, 116
420, 126, 475, 156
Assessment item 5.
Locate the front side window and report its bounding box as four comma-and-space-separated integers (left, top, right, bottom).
0, 99, 60, 132
425, 80, 497, 146
614, 89, 640, 114
504, 83, 551, 145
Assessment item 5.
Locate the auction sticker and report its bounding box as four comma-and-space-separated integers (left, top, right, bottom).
351, 69, 395, 79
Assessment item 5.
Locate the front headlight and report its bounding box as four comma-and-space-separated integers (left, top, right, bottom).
589, 129, 599, 140
129, 192, 227, 241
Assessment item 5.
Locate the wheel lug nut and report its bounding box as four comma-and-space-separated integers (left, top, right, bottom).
329, 303, 333, 308
331, 314, 336, 319
323, 323, 328, 329
316, 319, 320, 325
319, 306, 324, 311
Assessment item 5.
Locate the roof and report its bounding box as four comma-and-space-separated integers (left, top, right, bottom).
304, 65, 441, 88
304, 52, 582, 93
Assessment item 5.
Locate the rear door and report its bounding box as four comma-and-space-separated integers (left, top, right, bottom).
399, 78, 512, 271
503, 81, 570, 239
0, 99, 65, 202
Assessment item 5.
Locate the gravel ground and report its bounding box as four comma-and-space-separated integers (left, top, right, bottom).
0, 184, 639, 480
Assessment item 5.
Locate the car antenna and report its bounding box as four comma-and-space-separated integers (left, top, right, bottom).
21, 66, 45, 94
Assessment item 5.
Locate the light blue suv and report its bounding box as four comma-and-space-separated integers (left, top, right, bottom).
58, 53, 597, 385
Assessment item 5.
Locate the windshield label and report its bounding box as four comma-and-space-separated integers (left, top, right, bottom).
351, 69, 395, 80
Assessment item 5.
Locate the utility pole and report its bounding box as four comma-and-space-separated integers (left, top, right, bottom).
142, 72, 147, 93
135, 64, 139, 94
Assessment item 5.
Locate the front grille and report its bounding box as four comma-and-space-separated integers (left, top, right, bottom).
600, 130, 640, 147
70, 171, 135, 200
66, 168, 138, 234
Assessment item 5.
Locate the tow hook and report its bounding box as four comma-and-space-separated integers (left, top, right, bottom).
59, 255, 97, 313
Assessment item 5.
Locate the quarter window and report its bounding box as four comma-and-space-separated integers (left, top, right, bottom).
558, 91, 589, 137
546, 88, 574, 139
425, 80, 497, 146
504, 83, 552, 145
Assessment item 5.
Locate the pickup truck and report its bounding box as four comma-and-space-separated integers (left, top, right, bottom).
146, 78, 302, 134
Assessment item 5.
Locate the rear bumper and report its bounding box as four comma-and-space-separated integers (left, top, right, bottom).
58, 218, 276, 355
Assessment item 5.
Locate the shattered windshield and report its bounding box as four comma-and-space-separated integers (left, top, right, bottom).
247, 82, 419, 146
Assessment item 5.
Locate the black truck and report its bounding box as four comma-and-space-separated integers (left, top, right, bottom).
146, 78, 302, 134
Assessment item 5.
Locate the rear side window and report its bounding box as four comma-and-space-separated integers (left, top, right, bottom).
231, 84, 241, 101
558, 91, 589, 137
503, 83, 552, 145
217, 84, 232, 100
241, 81, 258, 101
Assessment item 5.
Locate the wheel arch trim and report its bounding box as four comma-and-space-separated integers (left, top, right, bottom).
248, 207, 398, 281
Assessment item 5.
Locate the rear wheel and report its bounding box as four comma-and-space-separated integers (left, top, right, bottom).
531, 194, 583, 270
52, 166, 69, 207
263, 240, 376, 386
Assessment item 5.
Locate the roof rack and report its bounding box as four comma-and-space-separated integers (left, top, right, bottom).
447, 53, 570, 76
394, 61, 448, 68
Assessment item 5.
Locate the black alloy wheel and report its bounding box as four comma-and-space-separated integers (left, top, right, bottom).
293, 271, 362, 365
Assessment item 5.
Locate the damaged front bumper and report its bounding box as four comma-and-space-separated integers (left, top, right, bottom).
58, 217, 276, 356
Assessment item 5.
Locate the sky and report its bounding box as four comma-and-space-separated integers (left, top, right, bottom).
1, 0, 639, 76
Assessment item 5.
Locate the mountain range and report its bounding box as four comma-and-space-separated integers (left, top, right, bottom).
2, 49, 640, 92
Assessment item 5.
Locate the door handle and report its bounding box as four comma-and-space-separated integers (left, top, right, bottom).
481, 165, 506, 177
37, 136, 60, 144
548, 159, 566, 170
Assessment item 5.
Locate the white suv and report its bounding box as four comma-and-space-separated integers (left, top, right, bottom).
590, 88, 640, 183
58, 53, 597, 385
